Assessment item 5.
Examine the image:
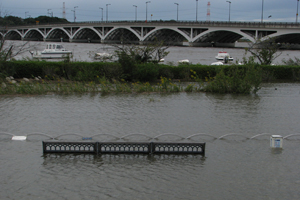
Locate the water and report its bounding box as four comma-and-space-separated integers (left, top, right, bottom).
1, 82, 300, 199
11, 41, 300, 65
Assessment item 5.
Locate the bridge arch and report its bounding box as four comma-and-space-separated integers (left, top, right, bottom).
263, 31, 300, 43
104, 27, 141, 44
71, 27, 102, 43
275, 33, 300, 44
143, 27, 189, 45
4, 30, 22, 40
23, 28, 44, 41
45, 27, 72, 42
192, 29, 255, 45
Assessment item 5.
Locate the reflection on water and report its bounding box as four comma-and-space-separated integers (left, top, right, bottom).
0, 82, 300, 199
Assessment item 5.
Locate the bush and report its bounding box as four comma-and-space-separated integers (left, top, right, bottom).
203, 65, 262, 94
133, 63, 160, 82
1, 61, 300, 84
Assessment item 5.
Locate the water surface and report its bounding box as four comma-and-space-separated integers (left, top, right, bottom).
10, 41, 300, 65
1, 83, 300, 199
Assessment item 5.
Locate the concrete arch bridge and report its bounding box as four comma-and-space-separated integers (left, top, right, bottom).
1, 21, 300, 48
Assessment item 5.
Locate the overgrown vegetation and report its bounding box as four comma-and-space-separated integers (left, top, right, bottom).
113, 40, 169, 81
1, 59, 300, 95
203, 65, 262, 94
245, 37, 284, 65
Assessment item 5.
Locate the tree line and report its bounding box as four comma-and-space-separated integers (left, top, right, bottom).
0, 15, 69, 26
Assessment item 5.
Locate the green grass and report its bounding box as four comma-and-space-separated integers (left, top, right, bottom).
0, 65, 263, 95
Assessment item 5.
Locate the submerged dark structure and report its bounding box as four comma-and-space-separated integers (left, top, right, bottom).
42, 141, 205, 156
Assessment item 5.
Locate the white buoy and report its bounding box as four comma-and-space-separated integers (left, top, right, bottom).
270, 135, 283, 148
12, 136, 27, 141
211, 61, 224, 65
178, 59, 189, 64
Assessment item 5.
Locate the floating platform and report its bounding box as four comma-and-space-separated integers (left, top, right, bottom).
42, 141, 205, 156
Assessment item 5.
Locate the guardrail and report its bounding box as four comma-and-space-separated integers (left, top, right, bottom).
2, 20, 299, 29
42, 141, 205, 156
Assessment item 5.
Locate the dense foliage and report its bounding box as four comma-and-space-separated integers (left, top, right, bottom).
1, 60, 300, 95
0, 15, 69, 26
114, 42, 169, 81
1, 61, 300, 82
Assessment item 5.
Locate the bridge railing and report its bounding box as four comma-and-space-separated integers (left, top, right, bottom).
2, 20, 300, 29
76, 20, 300, 27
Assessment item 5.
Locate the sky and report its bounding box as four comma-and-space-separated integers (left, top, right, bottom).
0, 0, 298, 23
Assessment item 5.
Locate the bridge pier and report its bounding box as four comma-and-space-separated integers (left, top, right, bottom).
44, 38, 63, 42
22, 38, 42, 41
102, 40, 139, 45
190, 42, 236, 48
189, 42, 212, 47
140, 41, 185, 46
214, 42, 236, 48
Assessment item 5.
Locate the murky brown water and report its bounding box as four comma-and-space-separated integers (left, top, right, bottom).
1, 82, 300, 199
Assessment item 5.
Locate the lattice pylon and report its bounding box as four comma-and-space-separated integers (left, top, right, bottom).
206, 1, 211, 22
63, 2, 66, 19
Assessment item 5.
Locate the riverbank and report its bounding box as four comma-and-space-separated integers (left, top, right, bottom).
1, 60, 300, 95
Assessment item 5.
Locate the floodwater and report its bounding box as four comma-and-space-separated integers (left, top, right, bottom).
1, 82, 300, 199
10, 40, 300, 65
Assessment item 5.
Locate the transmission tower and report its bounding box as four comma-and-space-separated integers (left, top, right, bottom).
206, 1, 211, 22
63, 2, 66, 19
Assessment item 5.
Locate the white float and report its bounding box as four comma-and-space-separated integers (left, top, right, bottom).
11, 136, 27, 141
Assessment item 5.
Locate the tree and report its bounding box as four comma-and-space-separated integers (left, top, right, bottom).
1, 16, 23, 25
0, 15, 70, 26
282, 57, 300, 66
0, 38, 32, 61
112, 40, 169, 81
0, 3, 11, 18
114, 40, 169, 64
245, 37, 284, 65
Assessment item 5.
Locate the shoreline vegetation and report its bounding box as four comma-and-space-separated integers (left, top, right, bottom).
1, 60, 300, 96
1, 33, 300, 95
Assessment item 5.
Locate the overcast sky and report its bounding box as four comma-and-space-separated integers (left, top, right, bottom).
1, 0, 298, 23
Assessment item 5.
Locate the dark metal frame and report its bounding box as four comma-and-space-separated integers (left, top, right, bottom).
43, 141, 205, 156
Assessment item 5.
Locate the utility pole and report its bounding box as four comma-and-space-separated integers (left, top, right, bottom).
261, 0, 264, 23
174, 3, 179, 21
146, 1, 151, 22
196, 0, 198, 22
63, 2, 66, 19
226, 1, 231, 22
133, 5, 137, 21
106, 4, 111, 22
99, 7, 103, 22
297, 0, 299, 23
72, 6, 78, 22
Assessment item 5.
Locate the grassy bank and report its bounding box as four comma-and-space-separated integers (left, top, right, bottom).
1, 61, 300, 81
1, 60, 300, 95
